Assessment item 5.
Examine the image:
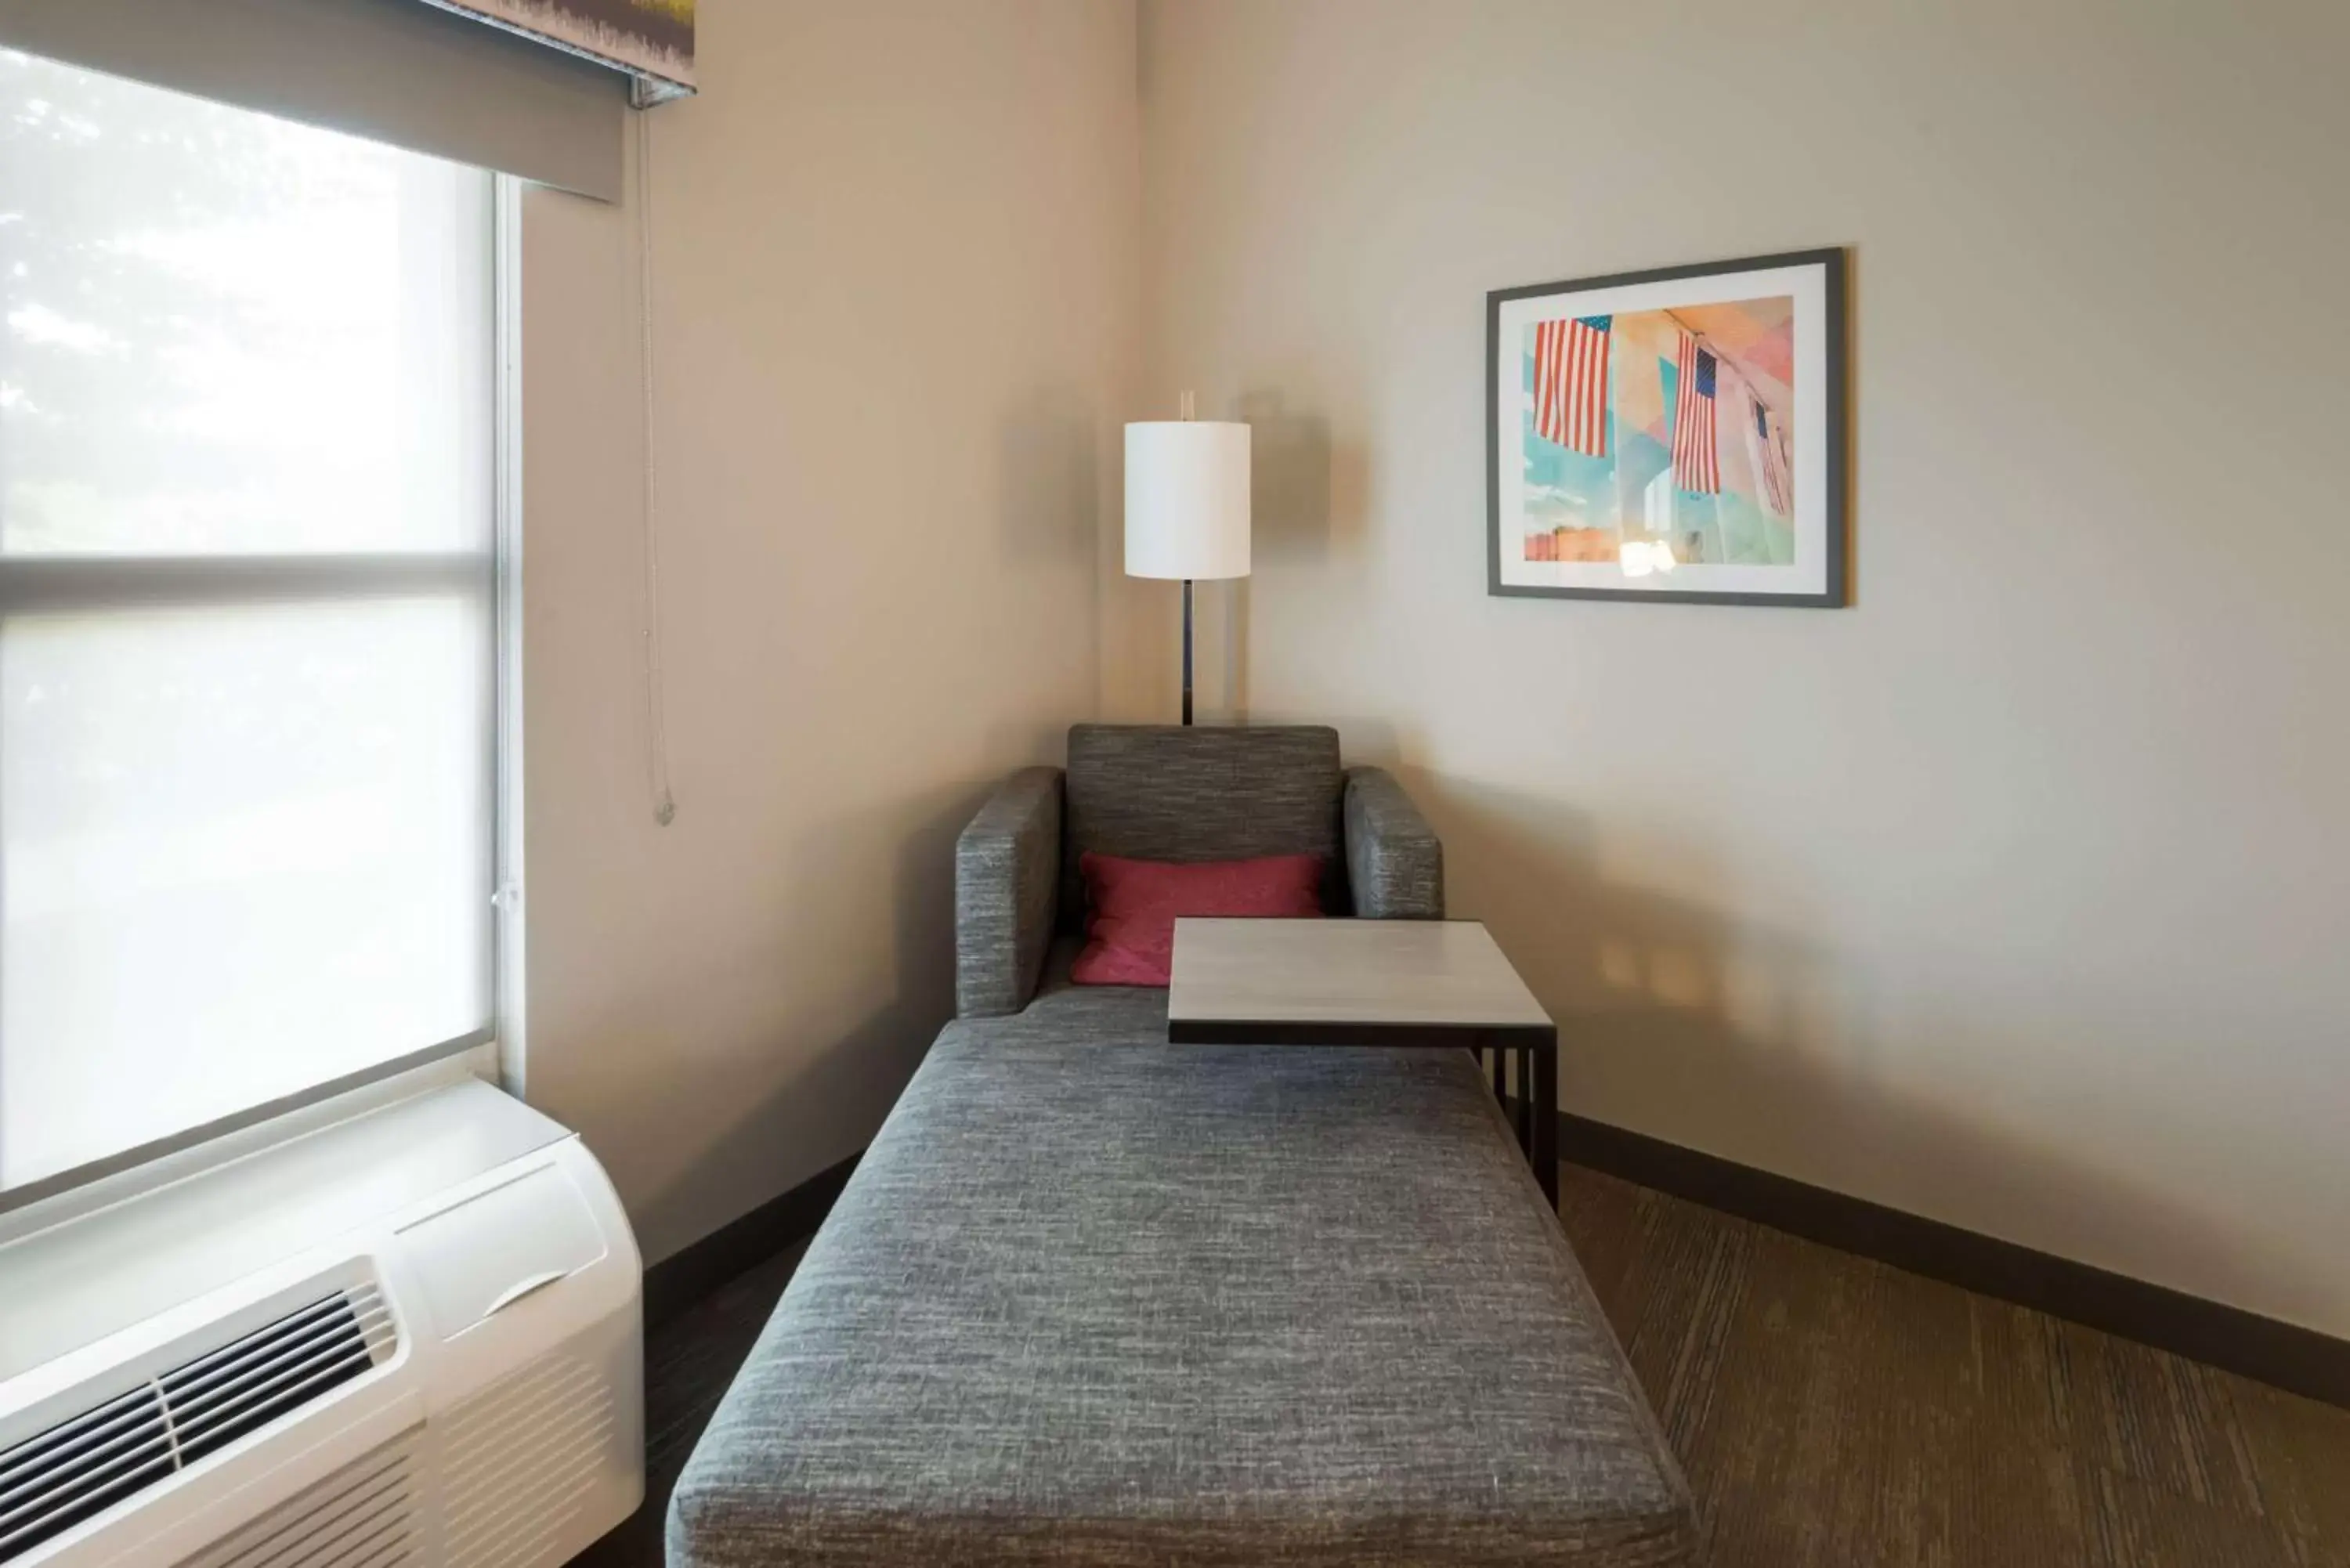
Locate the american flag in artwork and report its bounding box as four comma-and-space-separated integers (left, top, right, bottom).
1532, 315, 1611, 457
1671, 331, 1721, 494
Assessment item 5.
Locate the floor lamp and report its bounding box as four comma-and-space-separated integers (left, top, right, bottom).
1126, 396, 1250, 724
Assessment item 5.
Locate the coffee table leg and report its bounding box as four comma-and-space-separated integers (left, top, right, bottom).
1514, 1049, 1534, 1154
1531, 1035, 1559, 1210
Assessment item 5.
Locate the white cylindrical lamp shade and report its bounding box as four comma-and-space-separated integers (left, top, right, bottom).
1124, 421, 1251, 580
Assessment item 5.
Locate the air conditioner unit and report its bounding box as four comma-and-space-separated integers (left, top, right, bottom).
0, 1075, 642, 1568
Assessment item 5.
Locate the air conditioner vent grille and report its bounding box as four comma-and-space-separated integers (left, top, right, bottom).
0, 1284, 395, 1566
164, 1288, 394, 1468
442, 1353, 615, 1568
179, 1432, 421, 1568
0, 1386, 173, 1564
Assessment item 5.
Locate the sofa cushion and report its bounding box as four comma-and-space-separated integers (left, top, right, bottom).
1072, 850, 1324, 986
668, 1029, 1697, 1568
1062, 724, 1345, 927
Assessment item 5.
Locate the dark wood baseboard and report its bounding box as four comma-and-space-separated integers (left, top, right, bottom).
642, 1151, 860, 1333
1557, 1111, 2350, 1410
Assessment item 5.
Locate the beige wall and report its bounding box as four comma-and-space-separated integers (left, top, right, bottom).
1135, 0, 2350, 1332
521, 0, 1139, 1264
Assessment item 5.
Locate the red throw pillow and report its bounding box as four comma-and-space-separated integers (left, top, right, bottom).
1070, 851, 1323, 988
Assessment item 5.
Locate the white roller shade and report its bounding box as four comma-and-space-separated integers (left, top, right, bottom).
0, 0, 625, 200
0, 49, 503, 1202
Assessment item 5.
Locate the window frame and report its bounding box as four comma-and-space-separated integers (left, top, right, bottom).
0, 154, 522, 1217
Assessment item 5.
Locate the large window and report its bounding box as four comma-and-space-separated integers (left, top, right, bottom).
0, 51, 501, 1197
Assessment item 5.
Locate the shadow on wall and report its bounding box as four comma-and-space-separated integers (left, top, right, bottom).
998, 383, 1099, 562
1216, 576, 1252, 722
1401, 768, 2313, 1324
621, 778, 991, 1263
1232, 388, 1368, 564
1213, 389, 1368, 722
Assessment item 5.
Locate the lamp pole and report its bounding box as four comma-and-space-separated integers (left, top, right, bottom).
1180, 390, 1195, 728
1181, 578, 1194, 726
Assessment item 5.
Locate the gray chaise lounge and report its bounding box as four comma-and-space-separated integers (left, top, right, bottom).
669, 726, 1695, 1568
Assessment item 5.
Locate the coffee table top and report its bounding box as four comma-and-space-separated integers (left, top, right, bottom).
1166, 918, 1551, 1043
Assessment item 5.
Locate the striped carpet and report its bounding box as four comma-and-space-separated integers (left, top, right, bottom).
580, 1163, 2350, 1568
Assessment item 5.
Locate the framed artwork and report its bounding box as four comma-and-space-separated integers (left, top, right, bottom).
1487, 247, 1847, 607
422, 0, 696, 102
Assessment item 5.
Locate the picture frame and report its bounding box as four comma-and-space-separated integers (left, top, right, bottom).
422, 0, 696, 103
1486, 247, 1847, 607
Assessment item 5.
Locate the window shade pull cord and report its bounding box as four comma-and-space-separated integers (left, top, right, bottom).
638, 107, 678, 828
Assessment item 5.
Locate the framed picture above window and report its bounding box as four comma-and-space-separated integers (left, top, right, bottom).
422, 0, 696, 103
1487, 247, 1848, 608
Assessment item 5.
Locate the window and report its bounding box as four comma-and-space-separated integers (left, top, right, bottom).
0, 51, 501, 1197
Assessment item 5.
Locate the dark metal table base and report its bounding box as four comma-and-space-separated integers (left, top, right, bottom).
1477, 1035, 1560, 1208
1166, 1018, 1561, 1210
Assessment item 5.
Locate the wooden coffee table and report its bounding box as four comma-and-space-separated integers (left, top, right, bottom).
1166, 917, 1560, 1205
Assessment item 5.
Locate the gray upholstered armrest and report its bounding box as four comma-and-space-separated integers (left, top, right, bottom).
1343, 766, 1443, 919
954, 766, 1063, 1017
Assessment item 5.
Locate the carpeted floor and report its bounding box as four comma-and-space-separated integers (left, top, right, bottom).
577, 1164, 2350, 1568
1560, 1167, 2350, 1566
